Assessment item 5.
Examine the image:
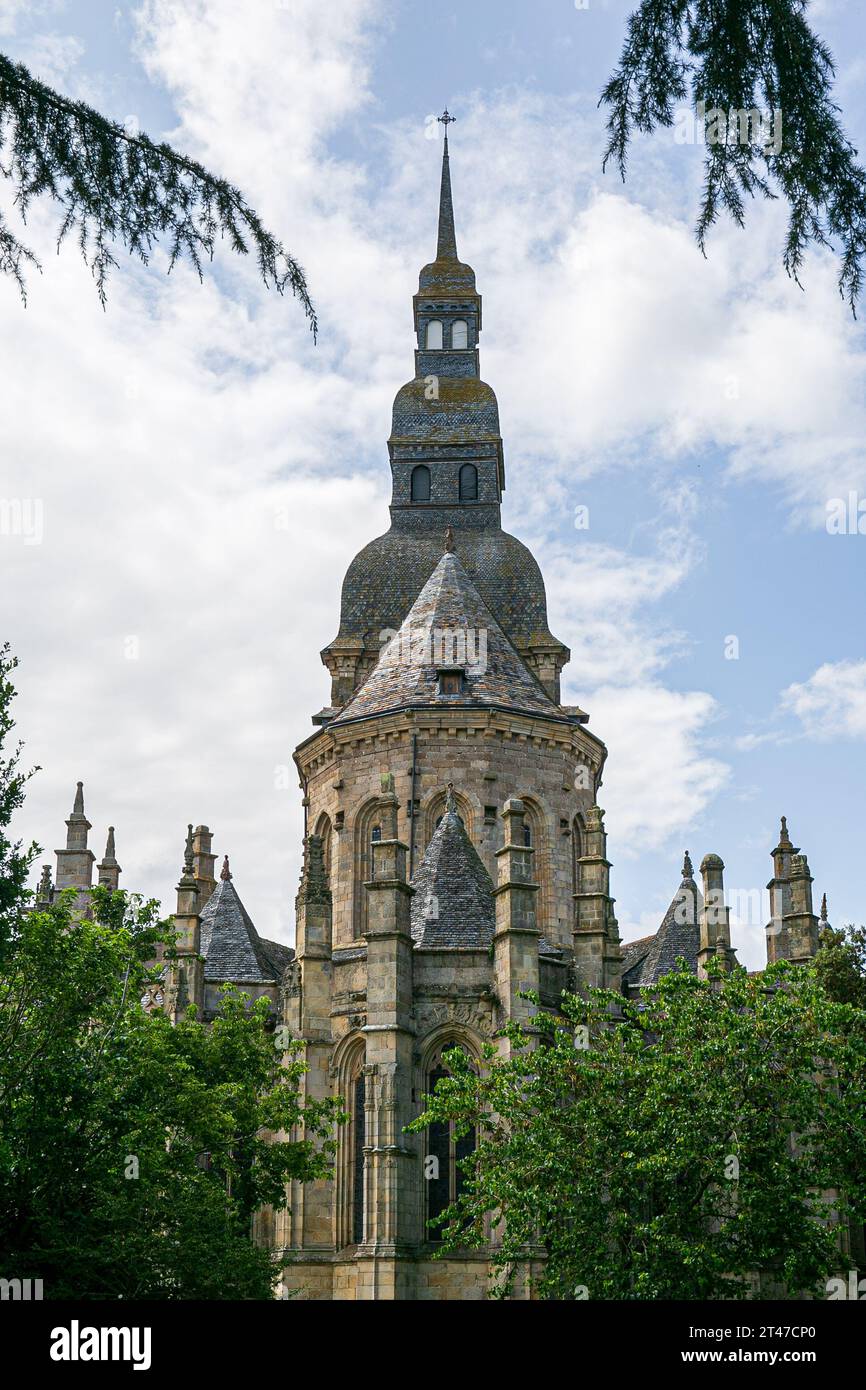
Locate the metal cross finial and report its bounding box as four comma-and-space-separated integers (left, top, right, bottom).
437, 108, 456, 143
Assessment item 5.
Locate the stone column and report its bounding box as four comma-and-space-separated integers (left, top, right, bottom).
493, 798, 540, 1050
166, 825, 203, 1022
283, 833, 335, 1273
573, 804, 621, 989
358, 775, 417, 1299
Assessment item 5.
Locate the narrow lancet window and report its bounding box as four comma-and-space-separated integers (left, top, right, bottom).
426, 320, 443, 349
451, 320, 468, 349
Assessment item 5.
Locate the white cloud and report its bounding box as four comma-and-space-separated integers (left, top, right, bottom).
589, 684, 729, 854
781, 660, 866, 739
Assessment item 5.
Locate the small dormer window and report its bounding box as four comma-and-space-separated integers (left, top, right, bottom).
452, 320, 468, 349
426, 320, 443, 349
438, 668, 464, 696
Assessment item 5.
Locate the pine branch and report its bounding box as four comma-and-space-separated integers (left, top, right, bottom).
600, 1, 866, 313
0, 51, 317, 335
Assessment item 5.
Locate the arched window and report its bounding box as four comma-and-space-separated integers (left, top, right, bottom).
313, 812, 332, 881
522, 822, 532, 848
352, 1067, 366, 1244
426, 1045, 476, 1239
572, 816, 583, 897
411, 465, 431, 502
426, 320, 443, 349
353, 801, 385, 938
459, 463, 478, 502
451, 319, 468, 349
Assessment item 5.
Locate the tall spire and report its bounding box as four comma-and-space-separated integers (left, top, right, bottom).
436, 108, 458, 260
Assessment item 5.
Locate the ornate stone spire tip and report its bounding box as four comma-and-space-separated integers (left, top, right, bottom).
183, 823, 194, 875
445, 782, 457, 814
682, 850, 694, 880
444, 525, 455, 553
220, 854, 232, 881
820, 892, 828, 922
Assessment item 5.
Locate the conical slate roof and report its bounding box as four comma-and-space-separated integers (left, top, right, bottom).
331, 551, 560, 725
199, 864, 293, 984
410, 793, 495, 948
621, 853, 703, 990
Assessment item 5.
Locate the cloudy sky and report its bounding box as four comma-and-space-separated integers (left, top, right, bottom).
2, 0, 864, 969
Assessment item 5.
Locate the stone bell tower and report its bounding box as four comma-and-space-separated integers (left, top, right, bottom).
281, 117, 620, 1301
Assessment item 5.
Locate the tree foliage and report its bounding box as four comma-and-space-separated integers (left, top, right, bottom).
411, 963, 866, 1300
601, 1, 866, 311
0, 643, 38, 966
815, 922, 866, 1011
0, 51, 316, 332
0, 885, 341, 1298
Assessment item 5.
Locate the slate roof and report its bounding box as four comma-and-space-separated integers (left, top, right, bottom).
331, 551, 562, 726
621, 856, 703, 991
199, 875, 294, 984
410, 798, 495, 949
333, 526, 560, 655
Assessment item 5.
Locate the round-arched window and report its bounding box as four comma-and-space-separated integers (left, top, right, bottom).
411, 465, 431, 502
459, 463, 478, 502
426, 320, 443, 350
451, 320, 468, 349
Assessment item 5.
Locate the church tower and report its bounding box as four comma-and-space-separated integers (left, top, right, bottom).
281, 120, 621, 1301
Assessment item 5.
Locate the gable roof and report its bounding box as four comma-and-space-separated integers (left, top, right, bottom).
332, 551, 560, 726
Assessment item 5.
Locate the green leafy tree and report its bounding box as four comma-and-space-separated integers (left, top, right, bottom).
815, 922, 866, 1011
0, 643, 38, 965
0, 52, 316, 331
602, 2, 866, 310
410, 962, 866, 1300
0, 885, 341, 1298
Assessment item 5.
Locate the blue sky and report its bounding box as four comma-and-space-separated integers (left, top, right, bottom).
1, 0, 864, 967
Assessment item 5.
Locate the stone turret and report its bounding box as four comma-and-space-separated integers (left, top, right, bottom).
698, 853, 736, 978
96, 826, 121, 891
54, 781, 96, 913
766, 818, 818, 964
788, 852, 819, 963
192, 826, 217, 912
